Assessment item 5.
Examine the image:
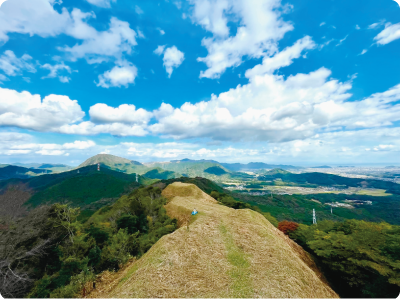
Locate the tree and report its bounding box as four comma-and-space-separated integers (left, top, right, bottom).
0, 239, 50, 298
48, 204, 80, 244
278, 221, 299, 235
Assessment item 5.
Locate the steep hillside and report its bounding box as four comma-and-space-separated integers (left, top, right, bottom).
87, 182, 338, 298
79, 154, 150, 174
0, 165, 143, 216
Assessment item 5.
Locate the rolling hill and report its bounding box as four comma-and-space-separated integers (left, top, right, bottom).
143, 167, 181, 180
86, 182, 338, 298
204, 165, 228, 175
261, 168, 292, 175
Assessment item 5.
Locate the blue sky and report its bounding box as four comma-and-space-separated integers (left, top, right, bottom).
0, 0, 400, 166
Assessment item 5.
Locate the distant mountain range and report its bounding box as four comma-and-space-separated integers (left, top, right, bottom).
311, 165, 332, 169
4, 154, 400, 197
0, 165, 48, 180
220, 162, 302, 171
1, 155, 304, 182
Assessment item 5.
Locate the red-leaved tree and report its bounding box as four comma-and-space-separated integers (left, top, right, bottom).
278, 221, 299, 235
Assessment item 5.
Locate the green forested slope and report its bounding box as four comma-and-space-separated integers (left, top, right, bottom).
26, 173, 139, 207
0, 165, 143, 213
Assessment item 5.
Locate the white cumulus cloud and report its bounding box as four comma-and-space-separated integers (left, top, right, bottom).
1, 138, 96, 156
0, 87, 85, 132
189, 0, 293, 78
161, 46, 185, 77
0, 0, 71, 44
97, 61, 138, 88
149, 60, 400, 143
61, 15, 139, 63
89, 103, 152, 125
0, 1, 139, 64
59, 122, 149, 137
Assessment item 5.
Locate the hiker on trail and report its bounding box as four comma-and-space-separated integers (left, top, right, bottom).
192, 208, 198, 215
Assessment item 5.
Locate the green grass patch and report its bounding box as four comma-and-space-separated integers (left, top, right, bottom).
219, 223, 252, 298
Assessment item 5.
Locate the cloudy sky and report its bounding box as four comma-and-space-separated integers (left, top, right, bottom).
0, 0, 400, 166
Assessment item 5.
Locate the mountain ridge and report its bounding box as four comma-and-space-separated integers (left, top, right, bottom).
87, 182, 338, 298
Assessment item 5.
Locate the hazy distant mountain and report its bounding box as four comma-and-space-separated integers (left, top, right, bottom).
220, 162, 302, 171
38, 164, 69, 169
0, 165, 48, 180
170, 158, 219, 163
13, 162, 42, 168
143, 168, 181, 180
79, 154, 149, 174
144, 159, 226, 177
11, 163, 72, 172
311, 165, 332, 169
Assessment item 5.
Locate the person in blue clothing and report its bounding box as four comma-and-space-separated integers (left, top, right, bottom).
192, 208, 198, 215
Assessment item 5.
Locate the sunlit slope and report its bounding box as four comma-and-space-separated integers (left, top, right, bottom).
90, 182, 338, 298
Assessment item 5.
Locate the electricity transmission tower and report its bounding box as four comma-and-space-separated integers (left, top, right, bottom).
313, 209, 317, 225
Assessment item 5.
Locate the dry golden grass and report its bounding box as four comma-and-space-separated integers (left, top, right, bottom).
86, 182, 338, 298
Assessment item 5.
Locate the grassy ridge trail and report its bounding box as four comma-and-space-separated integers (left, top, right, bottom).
86, 182, 338, 298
